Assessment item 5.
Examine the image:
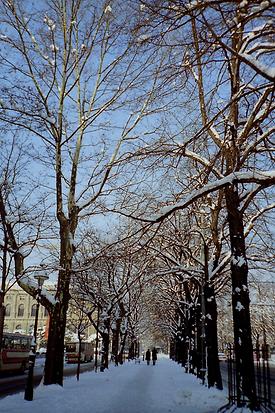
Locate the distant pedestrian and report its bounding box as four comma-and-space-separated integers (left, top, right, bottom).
152, 347, 157, 365
145, 349, 151, 365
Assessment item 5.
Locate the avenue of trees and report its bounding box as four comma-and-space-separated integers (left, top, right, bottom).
0, 0, 274, 410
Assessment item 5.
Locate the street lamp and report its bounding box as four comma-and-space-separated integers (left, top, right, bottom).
24, 272, 49, 401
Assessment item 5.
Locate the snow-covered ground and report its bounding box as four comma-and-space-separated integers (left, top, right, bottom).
1, 355, 251, 413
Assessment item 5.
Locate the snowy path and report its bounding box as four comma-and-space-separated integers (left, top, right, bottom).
106, 356, 227, 413
1, 355, 229, 413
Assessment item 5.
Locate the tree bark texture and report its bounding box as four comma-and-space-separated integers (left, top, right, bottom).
100, 331, 110, 371
118, 331, 127, 365
44, 301, 68, 385
0, 298, 5, 353
204, 284, 223, 390
111, 321, 121, 366
225, 185, 257, 408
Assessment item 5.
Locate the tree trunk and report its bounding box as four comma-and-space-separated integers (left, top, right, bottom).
100, 331, 110, 371
44, 215, 74, 385
0, 297, 5, 353
195, 295, 203, 379
76, 337, 82, 381
204, 283, 223, 389
118, 331, 127, 365
111, 321, 120, 366
169, 338, 176, 360
44, 265, 72, 385
0, 241, 7, 352
100, 312, 111, 371
225, 185, 257, 408
43, 272, 71, 385
44, 301, 67, 385
128, 338, 135, 360
94, 308, 100, 371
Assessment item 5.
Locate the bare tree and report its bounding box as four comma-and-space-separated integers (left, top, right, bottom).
70, 224, 156, 370
0, 0, 168, 385
0, 134, 49, 350
112, 1, 275, 408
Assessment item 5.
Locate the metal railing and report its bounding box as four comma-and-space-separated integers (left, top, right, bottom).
219, 337, 273, 413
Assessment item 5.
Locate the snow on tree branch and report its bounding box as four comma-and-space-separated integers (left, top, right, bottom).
140, 170, 275, 223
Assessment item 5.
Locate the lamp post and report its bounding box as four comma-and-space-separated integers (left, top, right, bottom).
24, 272, 49, 401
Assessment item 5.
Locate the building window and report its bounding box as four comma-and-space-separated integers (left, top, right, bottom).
44, 307, 48, 317
20, 296, 25, 301
31, 304, 36, 317
5, 304, 11, 317
17, 304, 24, 317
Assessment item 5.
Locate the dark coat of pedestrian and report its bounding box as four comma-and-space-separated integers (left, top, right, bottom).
145, 349, 151, 365
152, 347, 157, 365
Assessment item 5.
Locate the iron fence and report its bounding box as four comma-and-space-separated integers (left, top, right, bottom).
218, 337, 274, 413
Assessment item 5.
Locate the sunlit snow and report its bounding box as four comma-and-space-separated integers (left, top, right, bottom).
1, 355, 231, 413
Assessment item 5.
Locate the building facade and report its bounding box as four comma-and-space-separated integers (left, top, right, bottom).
3, 287, 96, 348
4, 287, 49, 338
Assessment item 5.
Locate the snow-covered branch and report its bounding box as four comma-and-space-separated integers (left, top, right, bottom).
140, 170, 275, 223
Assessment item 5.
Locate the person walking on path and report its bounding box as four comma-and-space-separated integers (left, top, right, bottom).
145, 349, 151, 365
152, 347, 157, 365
